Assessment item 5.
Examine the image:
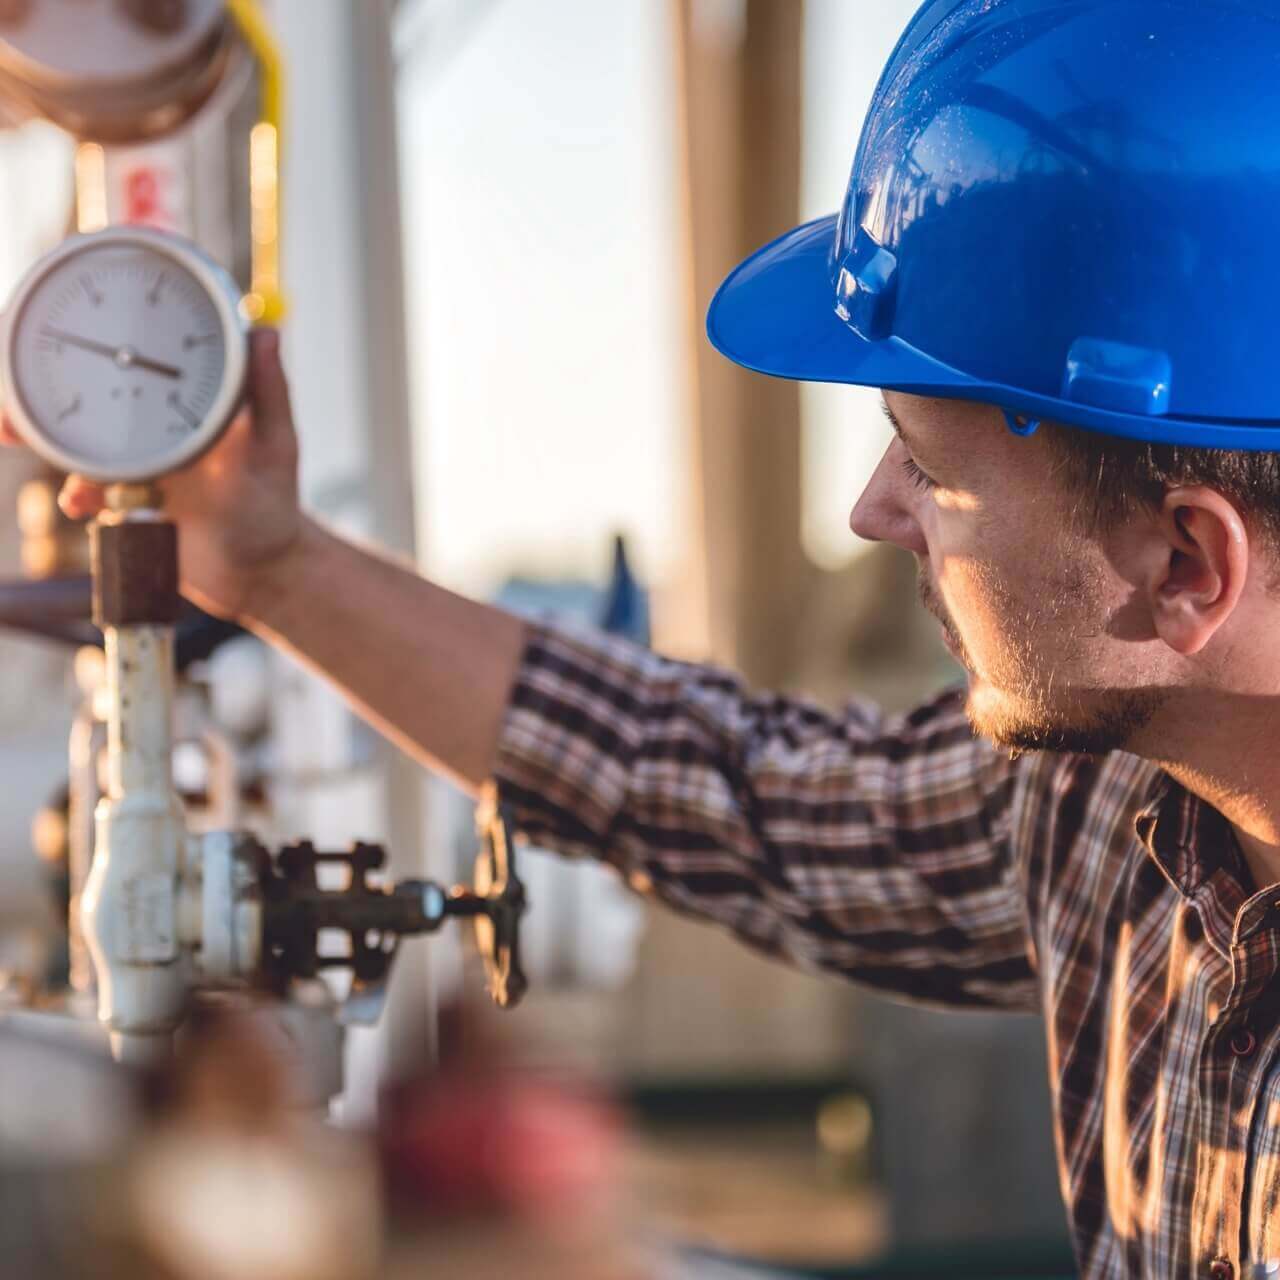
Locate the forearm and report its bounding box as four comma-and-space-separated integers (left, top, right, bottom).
242, 517, 528, 794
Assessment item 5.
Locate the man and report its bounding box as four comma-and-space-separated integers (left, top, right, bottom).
13, 0, 1280, 1275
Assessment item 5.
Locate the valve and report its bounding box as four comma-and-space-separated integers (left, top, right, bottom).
257, 794, 528, 1017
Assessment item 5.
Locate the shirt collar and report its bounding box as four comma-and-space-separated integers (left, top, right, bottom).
1133, 770, 1267, 953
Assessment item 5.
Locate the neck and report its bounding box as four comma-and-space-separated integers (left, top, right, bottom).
1136, 689, 1280, 894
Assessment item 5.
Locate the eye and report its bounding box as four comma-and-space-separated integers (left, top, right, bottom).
901, 455, 937, 492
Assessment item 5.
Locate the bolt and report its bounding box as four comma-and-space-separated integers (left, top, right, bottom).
420, 883, 446, 925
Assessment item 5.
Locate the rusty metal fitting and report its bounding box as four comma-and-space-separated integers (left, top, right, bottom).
90, 517, 181, 627
118, 0, 189, 36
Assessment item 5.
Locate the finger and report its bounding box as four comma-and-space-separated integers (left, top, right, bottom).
58, 476, 106, 520
0, 414, 21, 447
247, 328, 295, 441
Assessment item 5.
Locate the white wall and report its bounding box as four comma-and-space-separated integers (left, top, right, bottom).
398, 0, 687, 599
263, 0, 428, 1114
800, 0, 923, 570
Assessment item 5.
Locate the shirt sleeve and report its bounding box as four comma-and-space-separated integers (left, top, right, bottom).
492, 619, 1039, 1013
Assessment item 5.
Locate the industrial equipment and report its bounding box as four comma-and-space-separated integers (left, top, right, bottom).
0, 221, 528, 1067
0, 1, 528, 1074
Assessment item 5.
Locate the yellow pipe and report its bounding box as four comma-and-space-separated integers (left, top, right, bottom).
225, 0, 287, 325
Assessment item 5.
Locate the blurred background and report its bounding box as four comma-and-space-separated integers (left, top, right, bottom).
0, 2, 1072, 1277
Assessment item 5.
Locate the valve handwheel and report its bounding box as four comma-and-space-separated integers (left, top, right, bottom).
256, 791, 529, 1012
468, 783, 528, 1010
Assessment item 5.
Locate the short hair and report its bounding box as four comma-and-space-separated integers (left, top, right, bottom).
1047, 424, 1280, 571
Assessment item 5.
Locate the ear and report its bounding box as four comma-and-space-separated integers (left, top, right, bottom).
1147, 487, 1250, 657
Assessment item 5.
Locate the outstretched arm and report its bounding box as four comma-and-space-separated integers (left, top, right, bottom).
245, 518, 527, 793
13, 332, 1037, 1012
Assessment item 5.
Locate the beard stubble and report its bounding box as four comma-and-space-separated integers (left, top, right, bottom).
915, 557, 1163, 757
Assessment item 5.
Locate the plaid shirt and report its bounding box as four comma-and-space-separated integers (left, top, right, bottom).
493, 620, 1280, 1279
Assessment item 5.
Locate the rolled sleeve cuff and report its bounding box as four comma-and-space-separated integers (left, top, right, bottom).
492, 618, 661, 862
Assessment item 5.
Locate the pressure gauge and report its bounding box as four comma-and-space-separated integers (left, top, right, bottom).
1, 227, 248, 483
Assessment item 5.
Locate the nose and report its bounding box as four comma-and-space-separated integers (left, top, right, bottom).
849, 442, 929, 556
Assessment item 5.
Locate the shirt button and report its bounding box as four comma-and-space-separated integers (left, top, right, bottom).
1209, 1258, 1234, 1280
1229, 1029, 1258, 1058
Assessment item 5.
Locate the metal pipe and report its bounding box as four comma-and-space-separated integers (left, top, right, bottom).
66, 695, 104, 1000
81, 624, 188, 1065
0, 576, 92, 623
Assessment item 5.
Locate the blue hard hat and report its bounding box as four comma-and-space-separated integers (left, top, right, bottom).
708, 0, 1280, 451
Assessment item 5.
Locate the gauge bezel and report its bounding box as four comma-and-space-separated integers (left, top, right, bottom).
0, 225, 249, 483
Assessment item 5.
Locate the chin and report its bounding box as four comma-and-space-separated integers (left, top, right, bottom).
964, 679, 1160, 758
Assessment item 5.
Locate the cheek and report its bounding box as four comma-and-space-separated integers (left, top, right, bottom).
927, 507, 1003, 612
930, 515, 1048, 648
923, 479, 1078, 630
939, 524, 1109, 665
939, 556, 1015, 639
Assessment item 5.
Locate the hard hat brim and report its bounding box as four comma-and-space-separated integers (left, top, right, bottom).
707, 215, 1280, 451
706, 215, 973, 397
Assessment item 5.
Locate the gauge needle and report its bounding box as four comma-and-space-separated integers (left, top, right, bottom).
41, 327, 182, 380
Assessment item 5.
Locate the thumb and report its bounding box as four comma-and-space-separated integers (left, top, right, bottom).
247, 328, 295, 441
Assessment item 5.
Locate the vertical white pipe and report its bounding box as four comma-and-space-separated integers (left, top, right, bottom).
67, 697, 104, 1001
106, 627, 175, 794
264, 0, 429, 1117
80, 623, 188, 1066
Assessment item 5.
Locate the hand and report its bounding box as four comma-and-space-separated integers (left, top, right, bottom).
2, 328, 309, 622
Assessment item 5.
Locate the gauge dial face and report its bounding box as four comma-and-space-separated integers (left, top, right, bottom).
5, 231, 246, 481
